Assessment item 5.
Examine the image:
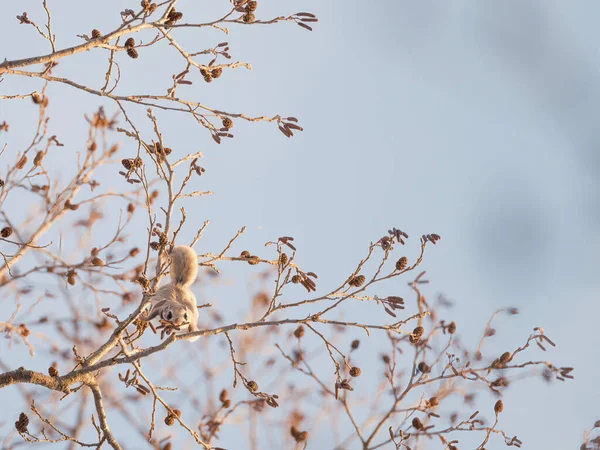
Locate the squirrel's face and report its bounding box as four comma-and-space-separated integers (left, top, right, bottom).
161, 303, 190, 327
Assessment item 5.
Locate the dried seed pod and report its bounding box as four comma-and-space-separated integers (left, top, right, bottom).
122, 159, 134, 170
219, 389, 229, 403
290, 425, 308, 442
31, 92, 43, 104
247, 255, 260, 265
222, 117, 233, 129
494, 399, 504, 414
294, 326, 305, 338
127, 203, 135, 214
48, 365, 59, 377
150, 242, 161, 251
164, 415, 175, 426
240, 250, 251, 258
91, 29, 101, 39
348, 274, 366, 287
491, 376, 509, 388
18, 324, 30, 337
499, 352, 511, 364
129, 247, 140, 257
211, 67, 223, 79
0, 179, 4, 187
381, 354, 390, 364
412, 326, 424, 338
15, 412, 29, 433
349, 366, 361, 377
291, 275, 301, 284
171, 409, 181, 418
67, 269, 77, 285
64, 200, 79, 210
351, 339, 360, 350
428, 396, 439, 407
127, 48, 139, 59
279, 252, 288, 265
90, 257, 104, 266
203, 73, 213, 83
417, 361, 430, 373
246, 1, 258, 12
412, 417, 423, 430
16, 155, 28, 170
247, 380, 258, 392
1, 226, 13, 238
448, 321, 457, 334
124, 37, 135, 48
395, 256, 408, 271
242, 12, 255, 22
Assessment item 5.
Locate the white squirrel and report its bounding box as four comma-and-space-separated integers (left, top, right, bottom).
144, 246, 200, 341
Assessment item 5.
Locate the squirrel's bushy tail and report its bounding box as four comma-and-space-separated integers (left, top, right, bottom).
169, 246, 198, 286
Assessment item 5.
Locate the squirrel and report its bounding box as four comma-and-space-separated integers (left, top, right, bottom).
144, 246, 200, 341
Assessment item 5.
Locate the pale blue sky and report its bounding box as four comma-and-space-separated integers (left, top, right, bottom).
1, 1, 599, 448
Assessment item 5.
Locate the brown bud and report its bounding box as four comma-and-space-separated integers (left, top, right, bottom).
48, 365, 59, 377
240, 250, 251, 258
291, 275, 301, 284
127, 203, 135, 214
290, 425, 308, 442
129, 247, 140, 257
1, 226, 13, 238
349, 366, 361, 377
67, 269, 77, 285
494, 399, 504, 414
351, 339, 360, 350
171, 409, 181, 418
428, 396, 439, 407
395, 256, 408, 271
412, 417, 423, 430
18, 324, 30, 337
448, 321, 457, 334
90, 257, 104, 266
91, 29, 101, 39
219, 389, 229, 403
16, 155, 28, 170
246, 1, 258, 12
381, 354, 390, 364
499, 352, 511, 364
294, 326, 305, 338
247, 380, 258, 392
164, 415, 175, 426
33, 151, 45, 166
417, 361, 430, 373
